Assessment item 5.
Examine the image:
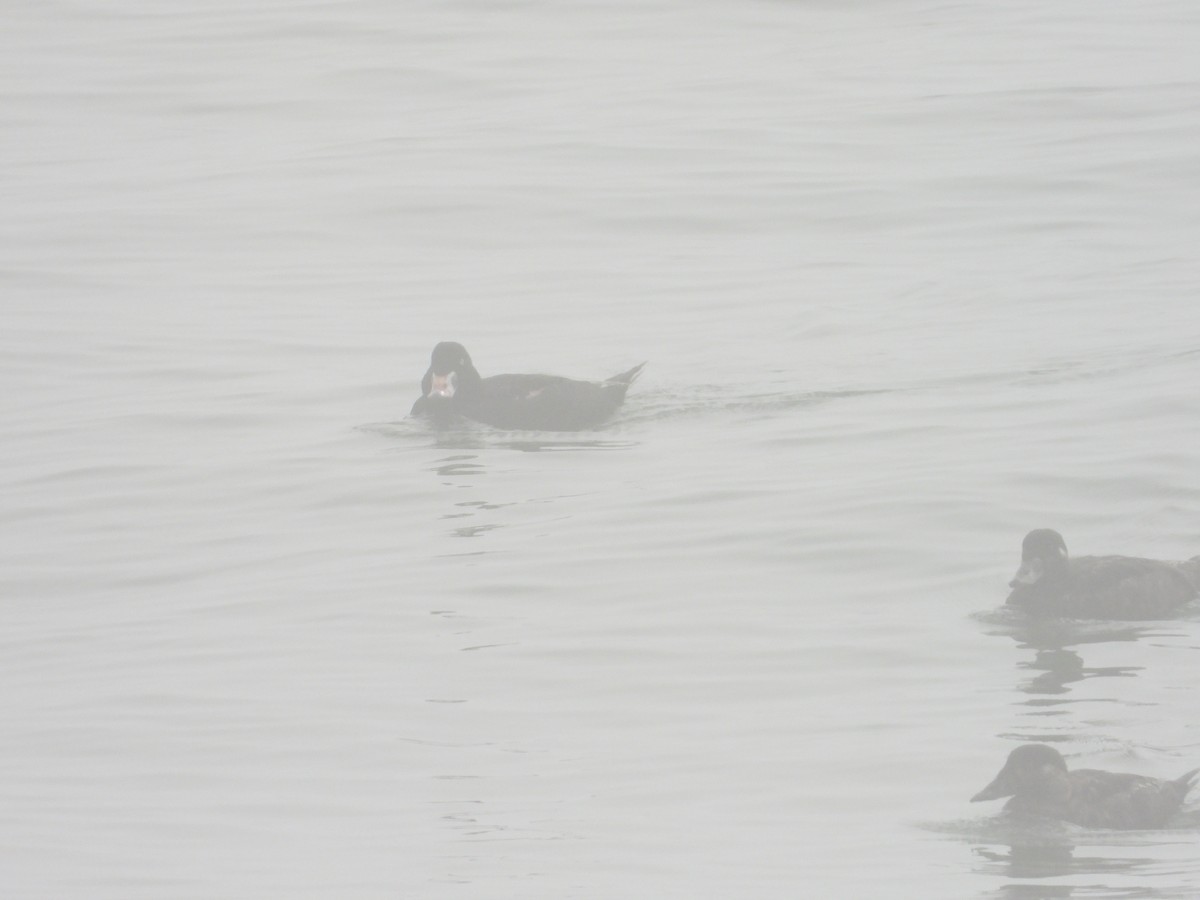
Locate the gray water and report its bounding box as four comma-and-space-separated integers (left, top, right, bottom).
4, 0, 1200, 897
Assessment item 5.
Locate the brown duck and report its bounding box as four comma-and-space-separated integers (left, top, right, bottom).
972, 744, 1198, 829
1006, 529, 1200, 619
411, 342, 646, 431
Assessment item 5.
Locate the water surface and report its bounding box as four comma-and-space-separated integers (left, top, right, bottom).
3, 0, 1200, 897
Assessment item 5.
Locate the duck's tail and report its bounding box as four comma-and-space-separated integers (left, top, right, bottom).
1173, 767, 1200, 798
605, 361, 647, 387
1178, 556, 1200, 589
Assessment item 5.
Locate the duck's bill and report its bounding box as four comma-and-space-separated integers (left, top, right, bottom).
427, 372, 457, 399
970, 773, 1012, 802
1009, 559, 1043, 588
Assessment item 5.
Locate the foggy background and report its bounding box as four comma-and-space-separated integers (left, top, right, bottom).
3, 0, 1200, 896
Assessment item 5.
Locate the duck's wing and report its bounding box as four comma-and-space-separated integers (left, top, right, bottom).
481, 373, 574, 402
1068, 555, 1197, 619
475, 374, 625, 430
1068, 769, 1191, 829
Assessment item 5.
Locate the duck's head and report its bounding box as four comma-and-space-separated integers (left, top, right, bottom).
1009, 528, 1069, 589
972, 743, 1070, 803
421, 342, 481, 400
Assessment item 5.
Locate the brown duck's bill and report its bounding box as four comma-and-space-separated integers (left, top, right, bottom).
427, 372, 457, 399
970, 773, 1012, 803
1009, 558, 1043, 589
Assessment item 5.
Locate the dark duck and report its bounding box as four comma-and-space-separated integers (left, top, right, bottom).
1006, 528, 1200, 619
972, 743, 1198, 829
411, 342, 646, 431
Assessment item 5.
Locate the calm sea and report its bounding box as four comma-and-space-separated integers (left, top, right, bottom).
3, 0, 1200, 897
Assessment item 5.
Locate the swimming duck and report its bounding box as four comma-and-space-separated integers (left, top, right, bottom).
972, 743, 1197, 829
410, 342, 646, 431
1006, 529, 1200, 619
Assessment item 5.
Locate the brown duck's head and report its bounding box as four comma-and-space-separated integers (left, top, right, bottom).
421, 342, 482, 400
972, 743, 1070, 803
1009, 528, 1069, 589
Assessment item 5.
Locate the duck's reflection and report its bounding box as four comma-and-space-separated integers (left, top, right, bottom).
363, 417, 640, 454
432, 435, 638, 453
504, 438, 638, 452
974, 841, 1169, 898
1007, 618, 1150, 652
1018, 647, 1141, 697
976, 841, 1076, 879
434, 454, 485, 478
424, 433, 637, 539
981, 612, 1157, 701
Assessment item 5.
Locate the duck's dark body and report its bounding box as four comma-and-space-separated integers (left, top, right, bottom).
972, 744, 1197, 829
1006, 529, 1200, 619
411, 342, 645, 431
